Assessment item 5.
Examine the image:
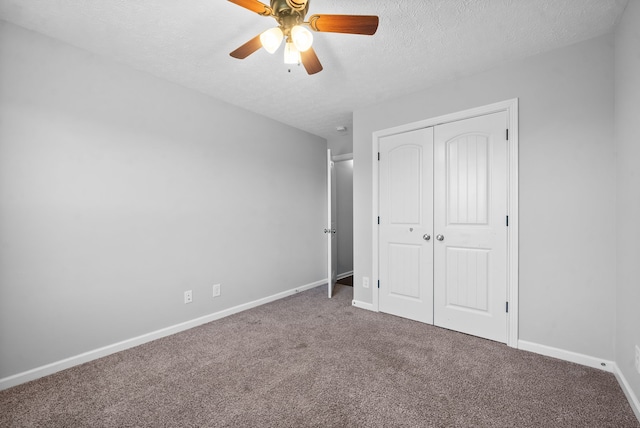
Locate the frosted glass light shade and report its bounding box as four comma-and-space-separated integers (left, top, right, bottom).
260, 27, 284, 54
284, 42, 301, 64
291, 25, 313, 52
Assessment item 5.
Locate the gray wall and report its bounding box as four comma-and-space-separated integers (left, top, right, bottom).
615, 1, 640, 402
327, 134, 353, 157
335, 160, 354, 276
0, 21, 326, 379
353, 35, 617, 360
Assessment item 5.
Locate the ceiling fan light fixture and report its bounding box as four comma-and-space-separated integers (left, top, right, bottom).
228, 0, 379, 75
284, 41, 301, 64
291, 25, 313, 52
260, 27, 284, 54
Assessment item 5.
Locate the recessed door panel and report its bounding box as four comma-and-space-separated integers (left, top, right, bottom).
445, 247, 489, 312
388, 243, 422, 300
447, 135, 489, 225
389, 146, 422, 225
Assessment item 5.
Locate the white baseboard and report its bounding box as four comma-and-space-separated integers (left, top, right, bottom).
0, 279, 325, 391
352, 299, 375, 311
337, 270, 354, 280
613, 364, 640, 422
517, 340, 614, 372
517, 340, 639, 422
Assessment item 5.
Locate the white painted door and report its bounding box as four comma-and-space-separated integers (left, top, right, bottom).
377, 112, 509, 342
433, 112, 508, 342
327, 149, 337, 298
378, 128, 434, 324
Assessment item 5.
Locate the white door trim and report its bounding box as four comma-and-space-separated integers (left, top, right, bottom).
333, 153, 353, 162
371, 99, 519, 347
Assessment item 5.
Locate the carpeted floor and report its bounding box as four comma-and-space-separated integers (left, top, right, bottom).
1, 284, 638, 427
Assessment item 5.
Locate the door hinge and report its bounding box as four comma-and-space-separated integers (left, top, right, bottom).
506, 302, 509, 313
377, 216, 380, 225
378, 280, 380, 289
506, 215, 509, 227
506, 129, 509, 140
378, 152, 380, 161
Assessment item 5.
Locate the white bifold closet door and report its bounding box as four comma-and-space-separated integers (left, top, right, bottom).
378, 112, 508, 343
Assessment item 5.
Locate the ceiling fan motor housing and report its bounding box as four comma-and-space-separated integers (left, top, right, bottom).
271, 0, 309, 17
285, 0, 307, 11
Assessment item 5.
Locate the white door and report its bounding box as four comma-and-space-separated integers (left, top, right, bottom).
327, 149, 337, 298
433, 112, 508, 342
377, 112, 509, 343
378, 128, 434, 324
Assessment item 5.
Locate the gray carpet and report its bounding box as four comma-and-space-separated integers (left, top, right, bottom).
1, 284, 638, 427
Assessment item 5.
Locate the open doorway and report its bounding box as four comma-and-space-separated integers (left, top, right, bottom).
333, 155, 354, 287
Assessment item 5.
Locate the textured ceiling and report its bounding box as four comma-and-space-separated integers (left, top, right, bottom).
0, 0, 628, 140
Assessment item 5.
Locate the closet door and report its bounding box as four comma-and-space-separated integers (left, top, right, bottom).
433, 112, 508, 343
378, 128, 434, 324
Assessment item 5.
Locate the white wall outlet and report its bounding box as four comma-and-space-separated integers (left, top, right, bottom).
184, 290, 192, 304
213, 284, 221, 297
363, 277, 369, 289
635, 345, 640, 374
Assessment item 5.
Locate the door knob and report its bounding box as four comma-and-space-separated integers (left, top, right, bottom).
436, 234, 444, 241
423, 234, 431, 241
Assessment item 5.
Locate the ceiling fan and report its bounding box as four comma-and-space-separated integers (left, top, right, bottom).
228, 0, 379, 75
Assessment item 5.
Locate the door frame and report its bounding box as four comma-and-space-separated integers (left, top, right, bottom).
332, 153, 354, 282
371, 99, 519, 347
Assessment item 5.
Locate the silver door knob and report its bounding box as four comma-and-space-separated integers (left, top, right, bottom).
423, 234, 431, 241
436, 234, 444, 241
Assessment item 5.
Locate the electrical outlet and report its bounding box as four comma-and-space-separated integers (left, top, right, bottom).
363, 277, 369, 289
213, 284, 221, 297
184, 290, 192, 304
635, 345, 640, 374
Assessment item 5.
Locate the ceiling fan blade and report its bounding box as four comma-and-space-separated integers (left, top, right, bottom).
230, 34, 263, 59
308, 14, 379, 35
300, 47, 323, 75
227, 0, 272, 16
